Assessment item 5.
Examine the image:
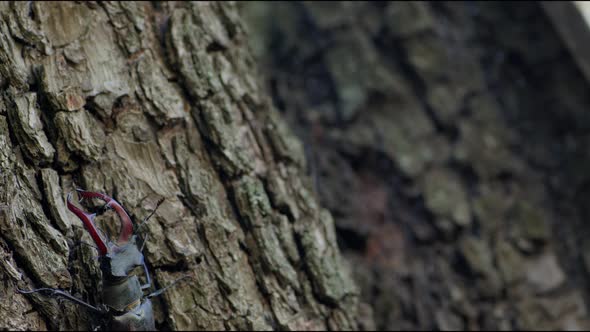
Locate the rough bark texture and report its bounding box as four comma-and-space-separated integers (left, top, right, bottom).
0, 2, 361, 330
242, 1, 590, 330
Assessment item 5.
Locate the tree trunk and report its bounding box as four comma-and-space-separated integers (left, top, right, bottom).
242, 1, 590, 331
0, 2, 361, 330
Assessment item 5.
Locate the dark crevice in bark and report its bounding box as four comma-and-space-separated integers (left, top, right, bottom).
375, 30, 458, 141
225, 183, 284, 328
2, 239, 56, 330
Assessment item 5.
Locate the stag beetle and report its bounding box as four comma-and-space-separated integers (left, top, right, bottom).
18, 189, 187, 331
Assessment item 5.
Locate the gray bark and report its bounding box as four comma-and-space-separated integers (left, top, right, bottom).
0, 2, 360, 330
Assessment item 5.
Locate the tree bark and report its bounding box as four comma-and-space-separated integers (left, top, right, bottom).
0, 2, 360, 330
242, 1, 590, 331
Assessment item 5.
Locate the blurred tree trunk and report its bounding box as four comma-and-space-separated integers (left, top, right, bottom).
0, 2, 361, 330
242, 1, 590, 331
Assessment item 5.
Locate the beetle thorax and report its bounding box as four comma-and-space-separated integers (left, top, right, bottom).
100, 235, 144, 280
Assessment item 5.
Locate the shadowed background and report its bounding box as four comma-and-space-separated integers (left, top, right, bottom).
242, 1, 590, 330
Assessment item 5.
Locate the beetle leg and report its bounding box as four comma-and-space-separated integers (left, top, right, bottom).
140, 260, 152, 290
137, 233, 153, 290
17, 287, 106, 314
139, 233, 149, 254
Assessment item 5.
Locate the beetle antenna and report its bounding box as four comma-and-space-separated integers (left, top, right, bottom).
135, 198, 165, 234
